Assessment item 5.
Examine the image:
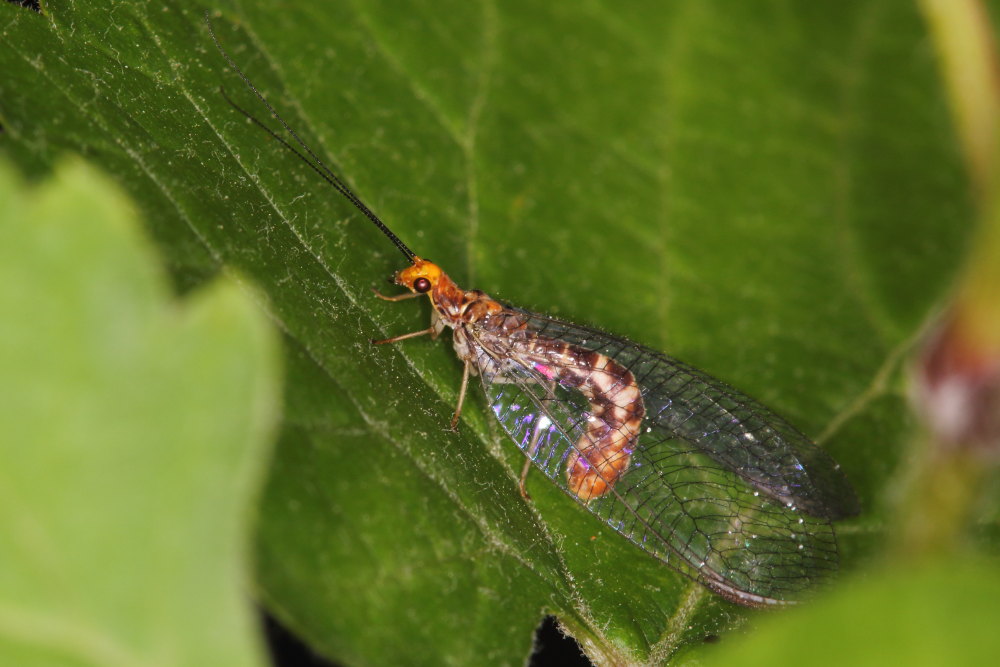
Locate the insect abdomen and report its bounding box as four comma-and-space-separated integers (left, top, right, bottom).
524, 339, 645, 501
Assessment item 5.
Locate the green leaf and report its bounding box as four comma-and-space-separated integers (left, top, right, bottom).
0, 158, 280, 665
0, 1, 978, 664
697, 557, 1000, 667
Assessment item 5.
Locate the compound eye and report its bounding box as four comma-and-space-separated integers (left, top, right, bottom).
413, 277, 432, 293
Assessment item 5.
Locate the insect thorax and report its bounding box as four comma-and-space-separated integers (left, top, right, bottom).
453, 303, 646, 501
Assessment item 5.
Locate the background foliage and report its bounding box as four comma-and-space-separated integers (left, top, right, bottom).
2, 1, 997, 664
0, 158, 280, 665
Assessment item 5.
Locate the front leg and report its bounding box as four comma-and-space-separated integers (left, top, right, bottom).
449, 359, 472, 431
372, 286, 421, 302
373, 287, 447, 342
372, 293, 458, 426
371, 327, 435, 345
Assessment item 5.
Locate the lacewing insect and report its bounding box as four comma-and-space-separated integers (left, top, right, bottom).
207, 15, 860, 607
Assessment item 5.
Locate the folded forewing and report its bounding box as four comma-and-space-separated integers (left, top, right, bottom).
508, 310, 860, 520
467, 310, 850, 605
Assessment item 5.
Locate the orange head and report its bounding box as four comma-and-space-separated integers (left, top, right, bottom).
394, 257, 444, 295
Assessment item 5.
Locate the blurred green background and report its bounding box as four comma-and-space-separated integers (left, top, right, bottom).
2, 1, 999, 665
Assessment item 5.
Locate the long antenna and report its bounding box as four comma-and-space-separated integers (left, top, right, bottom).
205, 12, 417, 263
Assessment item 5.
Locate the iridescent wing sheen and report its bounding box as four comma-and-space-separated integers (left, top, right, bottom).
519, 310, 860, 520
467, 308, 857, 606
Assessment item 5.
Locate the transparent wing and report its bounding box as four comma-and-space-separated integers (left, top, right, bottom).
514, 309, 860, 520
467, 309, 857, 605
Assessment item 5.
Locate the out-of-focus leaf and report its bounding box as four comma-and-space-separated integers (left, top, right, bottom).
0, 158, 280, 665
698, 558, 1000, 667
0, 1, 980, 663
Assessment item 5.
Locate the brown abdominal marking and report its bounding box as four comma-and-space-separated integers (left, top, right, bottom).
522, 338, 645, 501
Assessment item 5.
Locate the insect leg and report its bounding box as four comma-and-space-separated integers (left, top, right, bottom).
518, 445, 537, 500
372, 287, 422, 302
371, 327, 435, 345
449, 360, 472, 431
